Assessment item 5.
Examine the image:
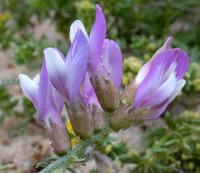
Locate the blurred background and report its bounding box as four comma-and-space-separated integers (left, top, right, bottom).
0, 0, 200, 173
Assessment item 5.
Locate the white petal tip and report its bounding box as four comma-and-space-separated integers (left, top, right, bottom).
70, 20, 88, 43
18, 74, 29, 83
44, 47, 55, 56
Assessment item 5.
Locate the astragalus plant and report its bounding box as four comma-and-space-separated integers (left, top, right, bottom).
18, 4, 189, 172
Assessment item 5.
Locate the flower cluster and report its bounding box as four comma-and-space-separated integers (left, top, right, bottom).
19, 5, 189, 155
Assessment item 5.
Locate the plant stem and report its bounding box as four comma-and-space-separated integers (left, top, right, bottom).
39, 127, 110, 173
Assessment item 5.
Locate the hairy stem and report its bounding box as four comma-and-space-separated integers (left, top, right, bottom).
39, 127, 110, 173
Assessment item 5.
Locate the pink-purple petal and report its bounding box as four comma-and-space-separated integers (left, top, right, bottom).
44, 47, 69, 99
152, 36, 173, 59
37, 60, 50, 118
37, 59, 64, 125
102, 39, 122, 89
146, 79, 185, 119
89, 4, 106, 71
52, 87, 64, 113
134, 60, 164, 108
135, 36, 174, 86
141, 73, 176, 108
66, 30, 89, 102
174, 50, 189, 79
81, 72, 101, 107
70, 20, 88, 43
18, 74, 38, 108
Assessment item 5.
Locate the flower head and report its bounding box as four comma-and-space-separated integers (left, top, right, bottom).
43, 5, 112, 136
70, 5, 123, 88
134, 36, 189, 119
19, 59, 71, 154
19, 59, 64, 127
45, 29, 96, 138
70, 5, 123, 111
44, 30, 89, 103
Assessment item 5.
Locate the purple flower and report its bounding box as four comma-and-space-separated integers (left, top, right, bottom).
70, 5, 123, 111
44, 30, 96, 138
134, 36, 189, 119
70, 5, 122, 88
44, 30, 89, 103
110, 37, 189, 131
19, 60, 64, 127
19, 60, 71, 154
69, 5, 106, 75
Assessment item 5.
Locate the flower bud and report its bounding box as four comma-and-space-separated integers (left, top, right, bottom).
91, 105, 108, 131
109, 104, 134, 131
91, 74, 120, 112
66, 102, 94, 139
46, 120, 71, 155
